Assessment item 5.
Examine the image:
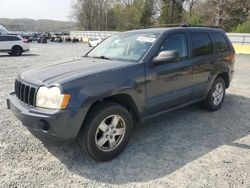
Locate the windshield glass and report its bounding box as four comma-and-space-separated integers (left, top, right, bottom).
87, 31, 161, 62
0, 25, 9, 34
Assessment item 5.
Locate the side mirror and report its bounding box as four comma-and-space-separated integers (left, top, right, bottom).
153, 50, 179, 64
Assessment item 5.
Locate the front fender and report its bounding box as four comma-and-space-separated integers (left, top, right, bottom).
61, 64, 146, 114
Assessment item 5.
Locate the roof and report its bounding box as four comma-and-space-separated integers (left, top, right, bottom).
125, 26, 223, 35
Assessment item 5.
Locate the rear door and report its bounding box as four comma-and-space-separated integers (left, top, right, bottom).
0, 36, 14, 50
0, 36, 10, 51
188, 31, 215, 100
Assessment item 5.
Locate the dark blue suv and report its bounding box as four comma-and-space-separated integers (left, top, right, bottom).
7, 27, 235, 161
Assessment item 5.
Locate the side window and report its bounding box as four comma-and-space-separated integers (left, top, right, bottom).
160, 33, 188, 59
191, 33, 213, 57
13, 36, 21, 41
4, 36, 11, 41
0, 36, 6, 42
213, 33, 230, 53
5, 36, 20, 41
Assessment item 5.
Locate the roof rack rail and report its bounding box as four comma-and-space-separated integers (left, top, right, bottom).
180, 24, 220, 29
142, 23, 182, 29
139, 23, 221, 30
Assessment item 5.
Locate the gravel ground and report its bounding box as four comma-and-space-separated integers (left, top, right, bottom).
0, 43, 250, 188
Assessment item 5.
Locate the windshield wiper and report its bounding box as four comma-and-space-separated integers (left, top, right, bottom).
92, 56, 113, 60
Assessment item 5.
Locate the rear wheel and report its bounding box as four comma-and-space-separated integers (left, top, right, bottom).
78, 102, 133, 161
202, 77, 226, 111
11, 46, 23, 56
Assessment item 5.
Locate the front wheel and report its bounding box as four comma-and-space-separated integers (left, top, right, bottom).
202, 77, 226, 111
78, 102, 133, 161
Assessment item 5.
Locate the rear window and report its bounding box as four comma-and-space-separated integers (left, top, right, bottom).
213, 33, 230, 53
191, 33, 213, 57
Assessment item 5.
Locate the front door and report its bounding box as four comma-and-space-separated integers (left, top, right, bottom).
144, 32, 193, 116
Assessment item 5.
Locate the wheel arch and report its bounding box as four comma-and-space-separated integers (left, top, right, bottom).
204, 71, 230, 98
12, 45, 23, 52
81, 93, 140, 128
217, 72, 230, 88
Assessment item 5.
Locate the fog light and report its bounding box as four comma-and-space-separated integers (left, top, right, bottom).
38, 120, 50, 132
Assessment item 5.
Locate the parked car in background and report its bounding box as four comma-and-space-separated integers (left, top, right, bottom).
20, 33, 33, 43
0, 35, 29, 56
88, 37, 105, 47
7, 27, 235, 161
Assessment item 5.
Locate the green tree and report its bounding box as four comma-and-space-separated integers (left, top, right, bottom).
140, 0, 154, 27
194, 0, 250, 31
234, 21, 250, 33
113, 0, 144, 30
186, 15, 202, 26
160, 0, 184, 25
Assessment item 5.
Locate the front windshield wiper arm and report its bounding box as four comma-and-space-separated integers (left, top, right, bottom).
92, 56, 113, 60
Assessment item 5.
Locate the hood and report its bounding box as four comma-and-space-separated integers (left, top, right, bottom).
19, 57, 133, 86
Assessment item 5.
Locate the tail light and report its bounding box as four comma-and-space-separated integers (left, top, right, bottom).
23, 40, 28, 43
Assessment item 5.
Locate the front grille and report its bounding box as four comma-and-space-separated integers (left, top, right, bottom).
15, 80, 36, 106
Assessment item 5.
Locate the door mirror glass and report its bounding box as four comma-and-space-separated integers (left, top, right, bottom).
153, 50, 179, 63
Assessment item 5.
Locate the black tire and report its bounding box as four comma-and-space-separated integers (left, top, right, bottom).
202, 77, 226, 111
77, 102, 133, 161
11, 46, 23, 56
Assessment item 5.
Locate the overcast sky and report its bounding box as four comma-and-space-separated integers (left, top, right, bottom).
0, 0, 74, 21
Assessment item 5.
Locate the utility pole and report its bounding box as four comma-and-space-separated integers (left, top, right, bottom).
105, 0, 108, 32
170, 0, 176, 24
106, 9, 108, 32
216, 0, 225, 27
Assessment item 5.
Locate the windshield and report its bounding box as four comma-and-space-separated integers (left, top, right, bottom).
0, 25, 9, 34
87, 31, 160, 62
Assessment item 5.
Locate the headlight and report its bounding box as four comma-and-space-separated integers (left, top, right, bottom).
36, 86, 70, 109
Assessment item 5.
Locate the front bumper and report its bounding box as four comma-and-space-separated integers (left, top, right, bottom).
7, 92, 87, 145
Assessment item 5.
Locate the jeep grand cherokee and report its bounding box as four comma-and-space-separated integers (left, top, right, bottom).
7, 27, 235, 161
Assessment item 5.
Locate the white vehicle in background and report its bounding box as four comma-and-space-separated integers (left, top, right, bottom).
88, 37, 105, 47
0, 35, 30, 56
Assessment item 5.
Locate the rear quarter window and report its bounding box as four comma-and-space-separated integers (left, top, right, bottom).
191, 33, 213, 57
213, 33, 230, 53
4, 36, 21, 41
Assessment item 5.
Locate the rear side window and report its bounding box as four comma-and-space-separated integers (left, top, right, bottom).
160, 33, 188, 59
213, 33, 230, 53
3, 36, 20, 41
191, 33, 213, 57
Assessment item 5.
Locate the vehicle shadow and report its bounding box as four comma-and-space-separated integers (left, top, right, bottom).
0, 54, 39, 58
45, 94, 250, 185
